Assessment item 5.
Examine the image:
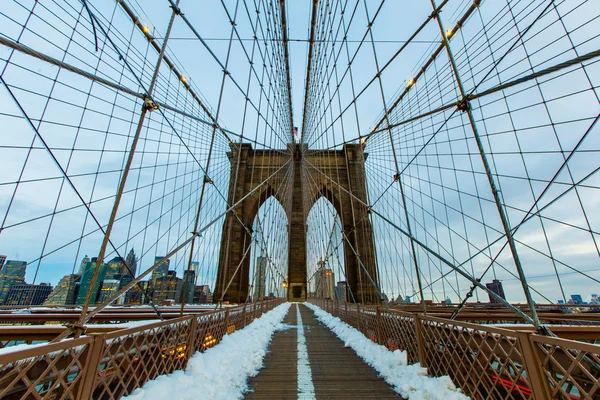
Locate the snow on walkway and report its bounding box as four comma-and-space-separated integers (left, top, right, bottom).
124, 303, 291, 400
305, 302, 469, 400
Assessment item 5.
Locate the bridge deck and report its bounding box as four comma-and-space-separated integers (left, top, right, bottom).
246, 304, 400, 399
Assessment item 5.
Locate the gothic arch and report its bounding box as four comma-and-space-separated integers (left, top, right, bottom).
215, 143, 379, 303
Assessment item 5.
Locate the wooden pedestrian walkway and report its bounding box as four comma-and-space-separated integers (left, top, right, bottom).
246, 304, 401, 399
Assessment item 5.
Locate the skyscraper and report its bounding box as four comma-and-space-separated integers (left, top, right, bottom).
182, 270, 196, 304
5, 283, 53, 306
124, 249, 137, 277
335, 281, 348, 301
253, 256, 267, 300
151, 256, 170, 281
152, 270, 182, 304
44, 274, 81, 306
97, 279, 120, 304
0, 260, 27, 304
106, 257, 124, 280
76, 258, 107, 305
0, 255, 7, 270
77, 255, 90, 275
315, 265, 335, 299
486, 279, 506, 304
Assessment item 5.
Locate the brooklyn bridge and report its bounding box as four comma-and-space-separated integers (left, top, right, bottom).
0, 0, 599, 398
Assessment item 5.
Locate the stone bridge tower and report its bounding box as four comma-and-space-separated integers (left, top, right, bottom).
214, 143, 379, 304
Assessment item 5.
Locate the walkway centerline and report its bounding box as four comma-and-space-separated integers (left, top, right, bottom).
296, 303, 316, 399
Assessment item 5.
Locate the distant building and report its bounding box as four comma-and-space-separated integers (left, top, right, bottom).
151, 257, 170, 281
44, 274, 81, 306
76, 258, 107, 305
315, 266, 335, 299
152, 270, 182, 304
191, 261, 199, 274
182, 270, 196, 304
0, 260, 27, 304
486, 279, 506, 304
5, 283, 53, 306
106, 257, 124, 280
97, 279, 120, 303
193, 285, 211, 304
591, 294, 599, 304
571, 294, 584, 305
124, 249, 137, 278
335, 281, 348, 301
0, 255, 7, 270
138, 280, 150, 304
253, 256, 267, 300
77, 255, 90, 275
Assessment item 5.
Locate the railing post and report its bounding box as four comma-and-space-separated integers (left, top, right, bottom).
224, 309, 230, 337
77, 334, 106, 400
185, 316, 198, 363
242, 305, 247, 328
376, 307, 384, 345
515, 331, 551, 399
356, 304, 362, 332
414, 315, 427, 367
344, 301, 348, 323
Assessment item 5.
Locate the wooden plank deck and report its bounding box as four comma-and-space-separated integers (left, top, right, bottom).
246, 304, 401, 399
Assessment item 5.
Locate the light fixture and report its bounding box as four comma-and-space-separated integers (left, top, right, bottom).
141, 25, 150, 34
407, 78, 415, 87
181, 75, 187, 84
446, 29, 454, 39
281, 280, 288, 288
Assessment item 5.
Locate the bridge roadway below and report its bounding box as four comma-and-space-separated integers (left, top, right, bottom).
246, 303, 401, 399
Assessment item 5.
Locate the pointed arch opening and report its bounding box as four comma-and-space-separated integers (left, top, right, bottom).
306, 196, 347, 301
248, 195, 288, 301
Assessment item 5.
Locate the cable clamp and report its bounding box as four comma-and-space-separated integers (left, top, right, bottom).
456, 98, 470, 113
170, 4, 182, 15
143, 96, 160, 111
393, 173, 400, 182
64, 322, 87, 336
204, 175, 214, 184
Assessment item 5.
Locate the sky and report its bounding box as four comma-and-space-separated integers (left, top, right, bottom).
0, 0, 599, 307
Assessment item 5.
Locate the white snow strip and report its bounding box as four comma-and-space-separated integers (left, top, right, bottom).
296, 304, 315, 399
305, 302, 469, 400
123, 302, 291, 400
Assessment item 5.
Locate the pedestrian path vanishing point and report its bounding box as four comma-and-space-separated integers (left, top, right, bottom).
246, 303, 402, 399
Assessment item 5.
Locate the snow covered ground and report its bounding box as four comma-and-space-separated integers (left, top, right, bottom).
305, 302, 469, 400
123, 302, 291, 400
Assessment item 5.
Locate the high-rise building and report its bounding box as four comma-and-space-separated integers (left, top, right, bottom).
151, 257, 170, 281
0, 255, 7, 270
571, 294, 584, 305
253, 256, 267, 300
44, 274, 81, 306
191, 261, 199, 274
0, 260, 27, 304
193, 285, 211, 304
76, 258, 107, 305
485, 279, 506, 304
335, 281, 348, 301
97, 279, 120, 303
106, 257, 124, 280
315, 265, 335, 299
182, 270, 196, 304
152, 270, 182, 304
124, 249, 137, 278
77, 255, 90, 275
5, 283, 53, 306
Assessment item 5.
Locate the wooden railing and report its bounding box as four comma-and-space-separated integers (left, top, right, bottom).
0, 299, 284, 399
309, 298, 600, 400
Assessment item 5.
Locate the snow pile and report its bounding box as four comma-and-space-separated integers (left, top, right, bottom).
305, 303, 468, 400
124, 302, 291, 400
